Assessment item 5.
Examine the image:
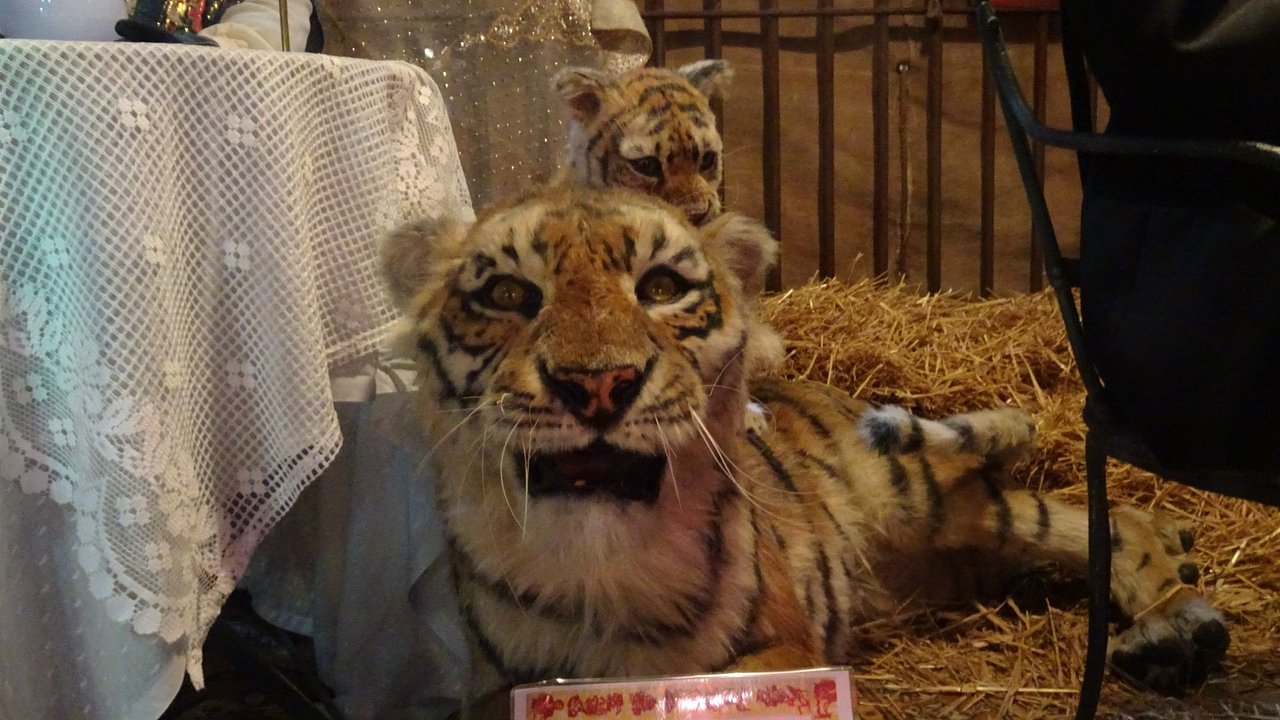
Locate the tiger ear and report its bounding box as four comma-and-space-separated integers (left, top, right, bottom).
380, 214, 471, 311
553, 66, 614, 123
676, 59, 734, 100
699, 212, 777, 297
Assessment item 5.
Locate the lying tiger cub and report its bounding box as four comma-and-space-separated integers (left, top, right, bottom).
381, 186, 1227, 714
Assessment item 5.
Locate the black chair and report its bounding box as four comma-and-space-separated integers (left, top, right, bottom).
975, 1, 1280, 717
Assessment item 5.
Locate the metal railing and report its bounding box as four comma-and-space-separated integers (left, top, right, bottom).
641, 0, 1068, 295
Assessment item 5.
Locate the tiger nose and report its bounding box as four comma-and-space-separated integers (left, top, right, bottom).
541, 364, 648, 429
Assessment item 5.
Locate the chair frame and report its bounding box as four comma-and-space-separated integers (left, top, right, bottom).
975, 1, 1280, 717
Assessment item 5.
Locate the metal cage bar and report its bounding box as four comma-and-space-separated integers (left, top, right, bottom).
642, 1, 1065, 293
871, 0, 892, 277
759, 0, 783, 291
647, 0, 668, 65
703, 0, 725, 140
924, 6, 944, 292
817, 0, 837, 279
979, 47, 997, 297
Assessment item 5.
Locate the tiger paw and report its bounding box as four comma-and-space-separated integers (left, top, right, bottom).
1117, 505, 1203, 588
858, 405, 1034, 458
1149, 507, 1197, 558
744, 400, 772, 435
725, 643, 821, 673
1109, 590, 1229, 694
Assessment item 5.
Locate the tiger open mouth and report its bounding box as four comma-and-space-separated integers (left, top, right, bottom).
525, 440, 667, 504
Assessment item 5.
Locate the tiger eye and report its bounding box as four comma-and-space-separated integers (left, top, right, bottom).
629, 156, 663, 178
489, 277, 527, 310
639, 273, 680, 303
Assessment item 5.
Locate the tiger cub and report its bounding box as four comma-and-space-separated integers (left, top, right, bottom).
381, 186, 1228, 714
551, 59, 787, 384
554, 60, 730, 226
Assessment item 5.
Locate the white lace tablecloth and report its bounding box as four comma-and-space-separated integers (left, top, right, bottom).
0, 39, 471, 720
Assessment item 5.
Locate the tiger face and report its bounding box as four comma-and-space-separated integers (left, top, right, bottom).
555, 60, 731, 225
383, 185, 776, 502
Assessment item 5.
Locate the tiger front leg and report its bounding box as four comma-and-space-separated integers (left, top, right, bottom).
932, 482, 1229, 693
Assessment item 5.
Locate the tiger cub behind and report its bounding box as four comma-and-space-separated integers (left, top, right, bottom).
554, 60, 730, 226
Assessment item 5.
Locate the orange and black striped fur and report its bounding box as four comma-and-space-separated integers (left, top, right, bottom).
550, 60, 784, 382
554, 60, 729, 225
381, 187, 1228, 713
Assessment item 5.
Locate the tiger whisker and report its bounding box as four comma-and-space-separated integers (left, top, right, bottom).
462, 415, 505, 552
521, 419, 539, 541
653, 413, 681, 508
498, 417, 525, 533
687, 401, 824, 502
437, 409, 506, 538
426, 396, 498, 459
413, 454, 434, 482
708, 342, 748, 394
725, 185, 744, 208
668, 189, 705, 207
689, 384, 832, 501
697, 382, 745, 394
690, 415, 810, 532
697, 383, 774, 419
421, 408, 497, 418
687, 405, 810, 525
473, 413, 495, 503
465, 420, 517, 555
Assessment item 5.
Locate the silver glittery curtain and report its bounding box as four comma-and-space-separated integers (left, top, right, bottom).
317, 0, 649, 207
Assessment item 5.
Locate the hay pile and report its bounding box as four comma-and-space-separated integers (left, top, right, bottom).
762, 279, 1280, 720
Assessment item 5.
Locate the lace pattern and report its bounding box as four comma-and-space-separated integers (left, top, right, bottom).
0, 39, 472, 686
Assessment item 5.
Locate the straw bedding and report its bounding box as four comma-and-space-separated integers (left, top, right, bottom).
762, 279, 1280, 720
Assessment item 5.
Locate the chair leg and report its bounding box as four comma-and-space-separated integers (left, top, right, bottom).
1075, 430, 1111, 720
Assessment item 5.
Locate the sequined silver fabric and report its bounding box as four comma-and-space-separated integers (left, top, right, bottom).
317, 0, 649, 206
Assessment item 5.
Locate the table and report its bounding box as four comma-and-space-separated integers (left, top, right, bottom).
0, 39, 471, 720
